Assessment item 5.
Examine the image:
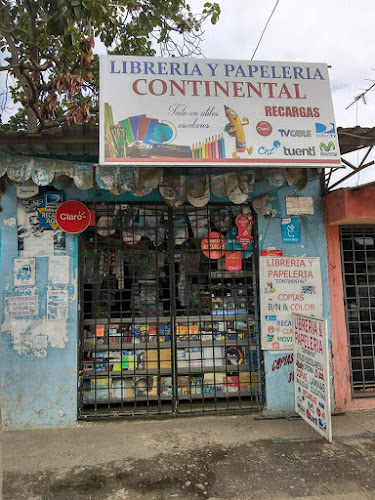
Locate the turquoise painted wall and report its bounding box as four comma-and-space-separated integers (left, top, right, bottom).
255, 175, 330, 414
0, 184, 78, 430
0, 170, 330, 428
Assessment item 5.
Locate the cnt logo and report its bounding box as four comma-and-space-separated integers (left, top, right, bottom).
315, 122, 336, 137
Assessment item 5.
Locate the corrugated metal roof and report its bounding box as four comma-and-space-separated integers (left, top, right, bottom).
337, 126, 375, 155
0, 125, 373, 161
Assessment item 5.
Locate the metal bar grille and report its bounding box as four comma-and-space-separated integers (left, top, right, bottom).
340, 225, 375, 397
78, 202, 263, 417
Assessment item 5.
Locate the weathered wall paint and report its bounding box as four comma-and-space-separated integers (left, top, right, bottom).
0, 183, 78, 430
257, 173, 332, 413
326, 223, 375, 410
264, 351, 295, 413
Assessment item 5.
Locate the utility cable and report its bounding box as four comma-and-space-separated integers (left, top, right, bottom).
250, 0, 280, 60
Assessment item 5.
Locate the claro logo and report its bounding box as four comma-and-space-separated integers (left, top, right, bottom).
59, 211, 87, 221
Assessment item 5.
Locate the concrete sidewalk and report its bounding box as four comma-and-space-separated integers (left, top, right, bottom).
3, 409, 375, 499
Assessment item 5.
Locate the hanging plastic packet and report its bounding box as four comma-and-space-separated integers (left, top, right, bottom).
118, 167, 138, 192
95, 165, 118, 190
115, 204, 137, 231
31, 158, 56, 186
55, 160, 75, 178
284, 168, 308, 191
97, 216, 116, 237
135, 168, 162, 196
211, 207, 233, 233
0, 152, 11, 178
238, 171, 255, 194
188, 210, 210, 239
210, 173, 227, 198
187, 174, 210, 207
252, 192, 281, 218
262, 168, 285, 187
225, 173, 248, 204
138, 208, 165, 246
74, 162, 94, 190
159, 171, 186, 207
7, 157, 33, 183
174, 214, 188, 245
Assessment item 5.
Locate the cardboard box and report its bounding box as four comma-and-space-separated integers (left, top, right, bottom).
111, 377, 135, 399
144, 349, 172, 370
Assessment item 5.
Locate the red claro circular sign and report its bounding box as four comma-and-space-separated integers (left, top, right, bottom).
56, 201, 91, 234
201, 232, 225, 259
256, 121, 272, 136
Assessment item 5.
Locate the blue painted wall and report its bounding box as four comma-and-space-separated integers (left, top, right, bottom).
0, 170, 330, 428
0, 183, 78, 430
255, 173, 331, 413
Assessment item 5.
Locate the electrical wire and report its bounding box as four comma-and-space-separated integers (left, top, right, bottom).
250, 0, 280, 60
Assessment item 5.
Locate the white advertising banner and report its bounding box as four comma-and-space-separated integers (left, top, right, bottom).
260, 256, 322, 350
99, 56, 341, 168
293, 314, 332, 442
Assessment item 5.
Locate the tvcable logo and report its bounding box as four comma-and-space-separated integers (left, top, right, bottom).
279, 129, 311, 137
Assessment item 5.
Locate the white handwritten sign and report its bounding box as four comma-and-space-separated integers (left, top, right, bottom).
293, 314, 332, 442
260, 256, 322, 350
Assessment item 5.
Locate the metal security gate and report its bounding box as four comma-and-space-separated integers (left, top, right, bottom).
79, 203, 263, 417
341, 226, 375, 396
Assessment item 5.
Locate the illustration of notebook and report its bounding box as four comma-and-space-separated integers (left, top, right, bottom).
119, 118, 135, 144
143, 119, 160, 145
138, 117, 158, 142
128, 114, 146, 142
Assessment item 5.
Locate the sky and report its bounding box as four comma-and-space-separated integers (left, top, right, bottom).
1, 0, 374, 187
186, 0, 375, 187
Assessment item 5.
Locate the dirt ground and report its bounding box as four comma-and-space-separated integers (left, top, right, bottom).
3, 411, 375, 500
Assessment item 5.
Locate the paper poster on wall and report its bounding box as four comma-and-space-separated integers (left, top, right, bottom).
281, 217, 301, 243
293, 314, 332, 442
286, 196, 314, 215
48, 256, 70, 284
14, 258, 35, 286
17, 189, 66, 257
8, 295, 39, 319
47, 288, 69, 320
260, 256, 322, 350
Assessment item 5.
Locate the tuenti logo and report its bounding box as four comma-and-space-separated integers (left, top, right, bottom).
315, 122, 336, 137
279, 129, 311, 138
284, 146, 315, 156
319, 141, 337, 156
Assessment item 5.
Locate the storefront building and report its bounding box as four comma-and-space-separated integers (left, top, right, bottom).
0, 57, 341, 429
326, 185, 375, 410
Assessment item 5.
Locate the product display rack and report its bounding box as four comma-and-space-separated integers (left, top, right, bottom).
79, 202, 263, 417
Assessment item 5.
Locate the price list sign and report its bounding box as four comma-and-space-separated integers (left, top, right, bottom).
293, 314, 332, 442
260, 256, 322, 350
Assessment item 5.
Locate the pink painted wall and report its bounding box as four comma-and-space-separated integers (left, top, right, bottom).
326, 187, 375, 225
326, 192, 375, 410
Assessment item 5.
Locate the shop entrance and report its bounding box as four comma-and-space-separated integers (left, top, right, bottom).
341, 225, 375, 396
79, 203, 263, 417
